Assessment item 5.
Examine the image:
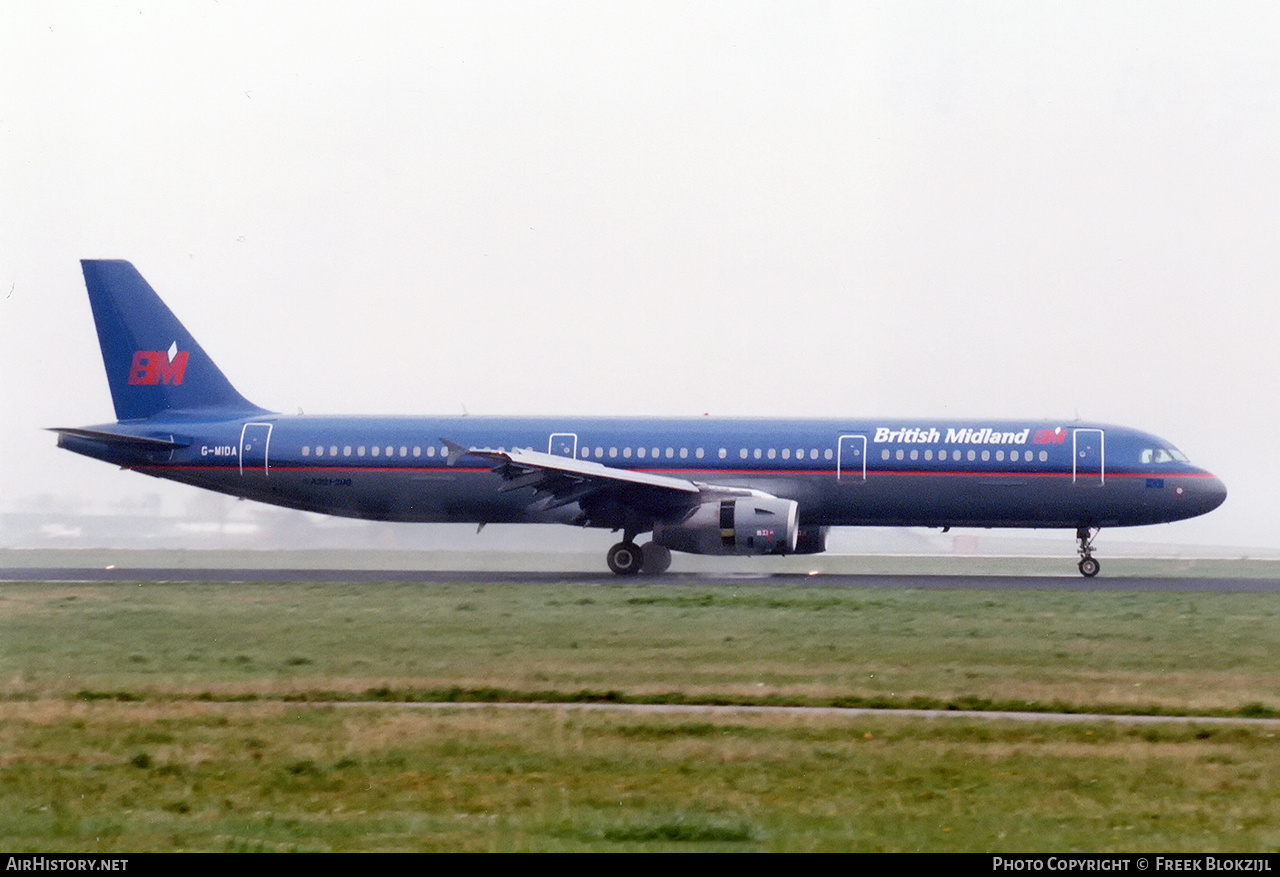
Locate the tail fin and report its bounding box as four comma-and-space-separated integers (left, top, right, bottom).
80, 260, 266, 421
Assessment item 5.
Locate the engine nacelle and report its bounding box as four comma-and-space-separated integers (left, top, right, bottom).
793, 525, 829, 555
653, 497, 799, 556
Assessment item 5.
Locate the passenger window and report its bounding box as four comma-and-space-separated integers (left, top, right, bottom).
302, 446, 310, 456
345, 446, 352, 457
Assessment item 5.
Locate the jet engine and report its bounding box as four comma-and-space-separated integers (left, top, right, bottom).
792, 525, 829, 555
653, 497, 799, 556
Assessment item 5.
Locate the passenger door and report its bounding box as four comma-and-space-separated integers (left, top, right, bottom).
239, 422, 273, 476
837, 434, 867, 482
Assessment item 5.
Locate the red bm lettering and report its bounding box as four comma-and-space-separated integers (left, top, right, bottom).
128, 351, 188, 385
1033, 429, 1067, 445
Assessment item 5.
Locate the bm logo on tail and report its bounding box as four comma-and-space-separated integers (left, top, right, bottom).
128, 341, 188, 386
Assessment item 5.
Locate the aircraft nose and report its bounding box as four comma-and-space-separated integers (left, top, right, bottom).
1193, 474, 1227, 515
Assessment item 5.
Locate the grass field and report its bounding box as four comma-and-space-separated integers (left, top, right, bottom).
2, 579, 1279, 851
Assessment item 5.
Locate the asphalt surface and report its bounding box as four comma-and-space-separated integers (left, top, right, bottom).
3, 567, 1280, 590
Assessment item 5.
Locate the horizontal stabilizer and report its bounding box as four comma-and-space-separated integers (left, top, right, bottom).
48, 427, 191, 450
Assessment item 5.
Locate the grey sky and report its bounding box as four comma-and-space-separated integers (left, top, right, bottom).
3, 2, 1276, 548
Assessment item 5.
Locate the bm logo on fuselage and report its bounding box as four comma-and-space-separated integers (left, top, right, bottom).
128, 343, 188, 386
1033, 428, 1068, 444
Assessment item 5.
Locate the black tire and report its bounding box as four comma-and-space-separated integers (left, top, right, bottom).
639, 542, 672, 576
1078, 557, 1100, 578
607, 541, 643, 576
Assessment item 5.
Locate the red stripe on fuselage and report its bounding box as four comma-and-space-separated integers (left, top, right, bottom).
129, 463, 1219, 481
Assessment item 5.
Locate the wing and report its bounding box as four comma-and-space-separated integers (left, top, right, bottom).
442, 439, 701, 524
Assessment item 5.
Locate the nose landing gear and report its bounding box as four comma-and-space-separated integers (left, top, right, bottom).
1076, 527, 1100, 577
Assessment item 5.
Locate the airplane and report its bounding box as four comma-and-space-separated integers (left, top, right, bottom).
52, 260, 1227, 578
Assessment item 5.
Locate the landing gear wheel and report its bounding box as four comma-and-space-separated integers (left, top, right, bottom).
640, 542, 672, 576
1076, 526, 1100, 578
607, 541, 644, 576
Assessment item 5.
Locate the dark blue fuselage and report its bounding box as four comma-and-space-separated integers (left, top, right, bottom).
59, 414, 1226, 530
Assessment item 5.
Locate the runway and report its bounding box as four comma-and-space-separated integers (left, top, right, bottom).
3, 567, 1279, 591
335, 699, 1280, 727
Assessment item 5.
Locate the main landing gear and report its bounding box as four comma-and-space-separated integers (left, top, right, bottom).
1076, 526, 1100, 578
606, 539, 671, 576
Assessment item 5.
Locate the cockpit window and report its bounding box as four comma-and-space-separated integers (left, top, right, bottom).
1140, 447, 1189, 464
